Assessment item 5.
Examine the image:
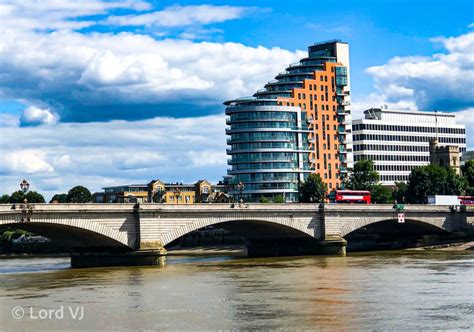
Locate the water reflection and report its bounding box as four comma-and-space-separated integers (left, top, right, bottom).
0, 251, 473, 330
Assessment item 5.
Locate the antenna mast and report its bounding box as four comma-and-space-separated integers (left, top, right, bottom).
435, 109, 439, 141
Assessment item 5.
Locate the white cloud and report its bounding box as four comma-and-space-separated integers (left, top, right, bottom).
0, 0, 151, 31
0, 28, 304, 122
105, 5, 247, 27
19, 106, 59, 126
187, 151, 227, 167
0, 150, 54, 175
0, 114, 228, 199
351, 93, 417, 119
455, 107, 474, 150
53, 155, 72, 170
365, 32, 474, 112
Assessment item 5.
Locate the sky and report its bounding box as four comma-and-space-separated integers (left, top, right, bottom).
0, 0, 473, 200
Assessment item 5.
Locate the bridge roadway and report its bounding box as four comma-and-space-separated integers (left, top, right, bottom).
1, 203, 473, 266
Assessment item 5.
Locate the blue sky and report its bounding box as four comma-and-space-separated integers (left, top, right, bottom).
0, 0, 473, 199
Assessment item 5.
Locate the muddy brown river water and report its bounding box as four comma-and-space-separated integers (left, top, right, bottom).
1, 251, 473, 330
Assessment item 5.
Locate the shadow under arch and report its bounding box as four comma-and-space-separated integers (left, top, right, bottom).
164, 219, 324, 257
341, 218, 449, 239
0, 222, 132, 251
163, 218, 317, 248
343, 218, 450, 252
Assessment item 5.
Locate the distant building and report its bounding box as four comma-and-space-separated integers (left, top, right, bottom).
429, 140, 461, 175
225, 40, 353, 202
95, 180, 229, 204
353, 108, 466, 185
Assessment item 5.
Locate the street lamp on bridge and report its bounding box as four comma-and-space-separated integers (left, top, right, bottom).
236, 181, 245, 205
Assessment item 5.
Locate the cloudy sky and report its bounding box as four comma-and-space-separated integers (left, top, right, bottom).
0, 0, 473, 199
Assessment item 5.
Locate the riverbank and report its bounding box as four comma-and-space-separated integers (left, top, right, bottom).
406, 241, 474, 251
167, 244, 246, 256
0, 252, 69, 259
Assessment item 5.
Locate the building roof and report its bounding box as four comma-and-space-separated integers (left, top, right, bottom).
364, 108, 455, 118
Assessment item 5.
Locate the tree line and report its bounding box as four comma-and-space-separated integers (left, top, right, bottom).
298, 160, 474, 204
0, 186, 92, 204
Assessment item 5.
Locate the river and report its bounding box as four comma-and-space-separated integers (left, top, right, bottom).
1, 251, 473, 330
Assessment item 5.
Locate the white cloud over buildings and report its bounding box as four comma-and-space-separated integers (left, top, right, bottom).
365, 32, 474, 112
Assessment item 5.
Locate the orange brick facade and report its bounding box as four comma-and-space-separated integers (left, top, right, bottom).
278, 62, 344, 190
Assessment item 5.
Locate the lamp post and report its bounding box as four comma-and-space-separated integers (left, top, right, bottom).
236, 181, 245, 205
174, 188, 181, 204
19, 179, 33, 222
20, 179, 30, 194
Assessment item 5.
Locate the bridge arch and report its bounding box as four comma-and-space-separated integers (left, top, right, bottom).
160, 215, 319, 247
0, 220, 133, 250
340, 217, 449, 238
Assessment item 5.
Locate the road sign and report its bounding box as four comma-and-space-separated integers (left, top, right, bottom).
398, 213, 405, 223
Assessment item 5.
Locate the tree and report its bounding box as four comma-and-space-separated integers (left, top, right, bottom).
445, 167, 468, 195
461, 160, 474, 195
273, 194, 285, 203
371, 184, 393, 204
346, 159, 379, 190
50, 193, 68, 203
8, 191, 25, 203
406, 165, 467, 203
0, 194, 9, 203
392, 182, 408, 204
259, 196, 271, 203
152, 191, 164, 203
25, 191, 45, 203
299, 174, 327, 203
67, 186, 92, 203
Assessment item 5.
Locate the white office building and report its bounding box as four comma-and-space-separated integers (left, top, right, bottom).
352, 108, 466, 185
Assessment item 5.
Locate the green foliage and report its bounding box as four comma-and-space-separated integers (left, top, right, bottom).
406, 165, 467, 203
445, 167, 468, 195
0, 194, 9, 203
66, 186, 92, 203
461, 160, 474, 194
273, 194, 285, 203
5, 191, 44, 203
8, 191, 25, 203
259, 196, 271, 203
152, 192, 164, 203
50, 193, 68, 203
1, 229, 30, 241
299, 174, 327, 203
392, 182, 408, 204
25, 191, 45, 203
346, 159, 379, 190
371, 184, 393, 204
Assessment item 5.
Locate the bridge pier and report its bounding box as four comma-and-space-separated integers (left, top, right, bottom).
246, 237, 346, 258
70, 248, 167, 268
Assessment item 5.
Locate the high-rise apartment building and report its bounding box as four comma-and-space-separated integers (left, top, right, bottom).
225, 40, 353, 202
353, 108, 466, 185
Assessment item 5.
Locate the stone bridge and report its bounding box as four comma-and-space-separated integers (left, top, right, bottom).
1, 203, 473, 265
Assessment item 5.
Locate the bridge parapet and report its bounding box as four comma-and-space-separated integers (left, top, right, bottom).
322, 204, 472, 238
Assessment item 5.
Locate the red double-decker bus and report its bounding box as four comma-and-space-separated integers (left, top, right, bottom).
458, 196, 474, 205
328, 190, 371, 204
